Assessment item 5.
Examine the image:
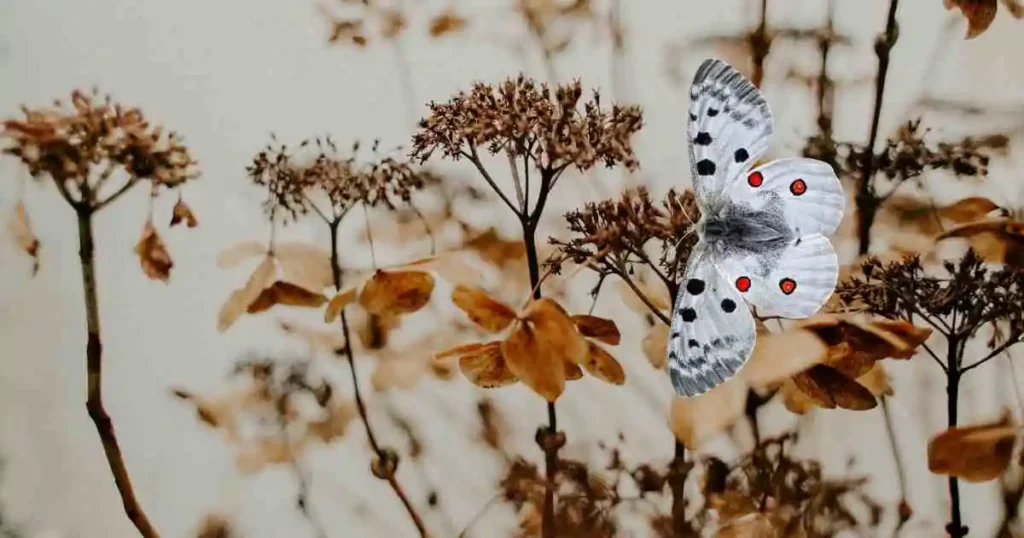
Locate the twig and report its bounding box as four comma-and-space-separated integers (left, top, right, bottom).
945, 337, 967, 538
328, 222, 429, 537
880, 396, 910, 533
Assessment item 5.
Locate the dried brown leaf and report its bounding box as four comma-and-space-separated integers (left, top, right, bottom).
946, 0, 998, 38
429, 8, 468, 37
247, 281, 327, 314
502, 322, 565, 401
740, 329, 828, 391
928, 413, 1017, 482
217, 241, 267, 268
671, 377, 747, 449
445, 341, 519, 388
358, 270, 435, 315
217, 255, 277, 332
564, 359, 584, 381
324, 287, 358, 322
8, 201, 39, 273
170, 197, 198, 228
642, 324, 668, 369
791, 364, 877, 411
580, 341, 625, 385
523, 298, 589, 365
134, 220, 173, 282
779, 379, 817, 415
274, 243, 334, 292
452, 285, 517, 332
856, 364, 893, 397
571, 314, 621, 346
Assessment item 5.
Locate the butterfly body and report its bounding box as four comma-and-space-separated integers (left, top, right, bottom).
667, 59, 845, 398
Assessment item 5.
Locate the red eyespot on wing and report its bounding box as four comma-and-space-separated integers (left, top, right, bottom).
735, 276, 751, 292
747, 171, 764, 187
790, 179, 807, 196
779, 278, 797, 295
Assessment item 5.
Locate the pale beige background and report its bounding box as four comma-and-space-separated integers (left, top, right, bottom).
2, 0, 1024, 537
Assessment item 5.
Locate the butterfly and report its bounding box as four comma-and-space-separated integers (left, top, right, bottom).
666, 58, 845, 398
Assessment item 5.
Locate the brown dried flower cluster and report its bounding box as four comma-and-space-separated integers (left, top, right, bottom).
1, 89, 198, 208
412, 76, 642, 176
247, 137, 438, 222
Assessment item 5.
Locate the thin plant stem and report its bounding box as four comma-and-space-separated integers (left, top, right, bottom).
77, 207, 160, 538
328, 222, 429, 537
880, 396, 910, 530
946, 337, 966, 538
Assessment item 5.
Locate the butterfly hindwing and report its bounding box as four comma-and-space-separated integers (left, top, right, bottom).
667, 247, 756, 397
716, 233, 839, 318
688, 58, 774, 210
728, 157, 845, 237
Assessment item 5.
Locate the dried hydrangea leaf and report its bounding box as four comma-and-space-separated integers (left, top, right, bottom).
791, 364, 877, 411
671, 377, 747, 449
358, 269, 435, 315
523, 298, 588, 365
502, 322, 565, 401
945, 0, 998, 38
856, 364, 893, 397
134, 220, 173, 282
324, 287, 358, 322
217, 255, 277, 332
169, 198, 198, 228
928, 413, 1017, 482
642, 324, 669, 370
247, 281, 327, 314
273, 243, 334, 292
564, 360, 584, 381
580, 341, 625, 385
428, 9, 468, 37
8, 201, 40, 274
779, 379, 816, 415
451, 285, 517, 332
741, 329, 828, 391
571, 315, 621, 346
446, 341, 519, 388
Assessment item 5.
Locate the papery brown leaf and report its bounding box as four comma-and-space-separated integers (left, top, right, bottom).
1002, 0, 1024, 17
564, 360, 584, 381
452, 285, 517, 332
945, 0, 998, 38
324, 287, 358, 322
502, 322, 565, 401
307, 401, 357, 443
170, 197, 198, 227
134, 220, 173, 282
273, 243, 334, 293
217, 255, 277, 332
580, 341, 625, 385
247, 281, 327, 314
791, 364, 877, 411
445, 341, 519, 388
429, 9, 468, 37
397, 253, 483, 287
642, 324, 668, 369
740, 329, 828, 391
937, 218, 1024, 265
8, 201, 40, 274
780, 379, 817, 415
671, 377, 747, 449
856, 364, 894, 397
523, 298, 588, 365
571, 315, 621, 346
217, 241, 267, 268
928, 413, 1017, 482
359, 270, 435, 315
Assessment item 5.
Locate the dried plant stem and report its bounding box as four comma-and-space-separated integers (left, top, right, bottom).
749, 0, 770, 88
328, 222, 429, 537
76, 208, 160, 538
945, 337, 967, 538
856, 0, 900, 256
880, 396, 909, 529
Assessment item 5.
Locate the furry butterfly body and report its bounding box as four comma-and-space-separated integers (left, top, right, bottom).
667, 59, 845, 398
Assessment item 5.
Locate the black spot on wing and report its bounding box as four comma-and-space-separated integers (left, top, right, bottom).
734, 148, 749, 162
686, 278, 705, 295
696, 159, 717, 176
687, 339, 699, 348
721, 298, 736, 313
707, 108, 719, 117
681, 308, 697, 322
694, 132, 713, 146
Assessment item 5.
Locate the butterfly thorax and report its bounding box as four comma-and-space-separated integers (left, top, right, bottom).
697, 199, 794, 257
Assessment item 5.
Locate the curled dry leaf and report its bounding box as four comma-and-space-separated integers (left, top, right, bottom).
217, 241, 333, 292
437, 341, 518, 388
7, 201, 40, 274
928, 412, 1018, 482
780, 379, 817, 415
937, 218, 1024, 266
217, 255, 276, 332
523, 298, 589, 365
799, 314, 932, 383
564, 360, 584, 381
671, 377, 748, 449
571, 315, 621, 346
502, 321, 566, 402
247, 281, 327, 314
945, 0, 998, 38
580, 341, 625, 385
134, 220, 173, 282
429, 8, 468, 37
324, 287, 358, 322
791, 364, 877, 411
740, 328, 828, 392
452, 285, 517, 332
856, 364, 893, 397
642, 324, 669, 369
170, 197, 198, 228
358, 269, 436, 316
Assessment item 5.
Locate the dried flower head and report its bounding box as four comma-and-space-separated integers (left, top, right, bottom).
2, 89, 198, 209
412, 75, 642, 175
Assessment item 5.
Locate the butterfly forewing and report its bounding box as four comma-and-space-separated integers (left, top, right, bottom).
726, 157, 845, 238
667, 247, 756, 398
688, 58, 774, 210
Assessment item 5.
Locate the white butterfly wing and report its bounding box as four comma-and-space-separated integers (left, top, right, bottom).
725, 157, 845, 238
667, 245, 756, 397
715, 234, 839, 318
688, 58, 774, 211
